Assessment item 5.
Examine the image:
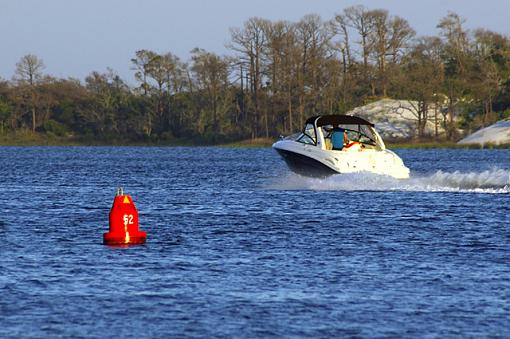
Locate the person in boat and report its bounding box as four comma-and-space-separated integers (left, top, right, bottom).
331, 127, 347, 150
331, 127, 362, 151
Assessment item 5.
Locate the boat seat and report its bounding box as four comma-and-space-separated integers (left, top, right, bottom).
344, 142, 362, 151
324, 138, 332, 150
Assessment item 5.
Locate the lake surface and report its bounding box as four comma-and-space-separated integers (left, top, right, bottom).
1, 147, 509, 338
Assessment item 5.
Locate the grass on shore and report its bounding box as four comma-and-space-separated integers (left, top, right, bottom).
1, 131, 509, 149
0, 131, 197, 147
0, 131, 275, 148
0, 131, 75, 146
219, 138, 274, 148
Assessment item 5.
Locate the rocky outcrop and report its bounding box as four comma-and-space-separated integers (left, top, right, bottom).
457, 119, 510, 145
347, 98, 445, 139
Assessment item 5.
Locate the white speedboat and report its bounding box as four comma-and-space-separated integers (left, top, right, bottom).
273, 115, 410, 179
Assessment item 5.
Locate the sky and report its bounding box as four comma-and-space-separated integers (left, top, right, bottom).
1, 0, 509, 84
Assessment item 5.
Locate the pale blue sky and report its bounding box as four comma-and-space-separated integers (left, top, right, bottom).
0, 0, 507, 83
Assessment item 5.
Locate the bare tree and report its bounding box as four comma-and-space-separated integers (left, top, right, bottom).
15, 54, 45, 86
367, 10, 415, 97
131, 49, 158, 136
402, 37, 444, 139
295, 15, 335, 123
131, 49, 157, 96
334, 13, 353, 109
367, 9, 390, 96
344, 6, 374, 83
334, 14, 352, 68
229, 17, 270, 138
264, 21, 299, 132
15, 54, 45, 131
437, 12, 470, 140
388, 16, 415, 64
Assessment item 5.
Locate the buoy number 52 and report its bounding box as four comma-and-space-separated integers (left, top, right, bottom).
123, 214, 134, 226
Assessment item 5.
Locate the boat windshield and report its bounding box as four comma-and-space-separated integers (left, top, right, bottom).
296, 123, 317, 145
322, 124, 378, 147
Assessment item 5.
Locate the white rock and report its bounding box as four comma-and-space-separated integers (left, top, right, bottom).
347, 98, 445, 139
457, 119, 510, 145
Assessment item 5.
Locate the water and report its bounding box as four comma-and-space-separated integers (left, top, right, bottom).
1, 147, 509, 338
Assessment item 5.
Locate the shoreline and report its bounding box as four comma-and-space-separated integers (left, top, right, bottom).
1, 133, 509, 149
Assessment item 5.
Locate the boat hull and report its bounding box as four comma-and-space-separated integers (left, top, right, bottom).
275, 148, 338, 178
273, 139, 410, 179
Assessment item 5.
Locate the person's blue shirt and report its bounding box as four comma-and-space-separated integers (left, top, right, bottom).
331, 128, 344, 150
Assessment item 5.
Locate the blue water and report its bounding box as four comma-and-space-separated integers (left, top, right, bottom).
1, 147, 509, 338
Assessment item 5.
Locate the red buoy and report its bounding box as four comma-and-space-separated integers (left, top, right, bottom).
103, 188, 147, 245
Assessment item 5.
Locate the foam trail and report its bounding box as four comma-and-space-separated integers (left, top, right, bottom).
267, 168, 510, 193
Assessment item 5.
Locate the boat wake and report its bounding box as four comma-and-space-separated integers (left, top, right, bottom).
268, 168, 510, 193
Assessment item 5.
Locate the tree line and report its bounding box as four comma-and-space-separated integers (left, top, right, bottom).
1, 6, 510, 143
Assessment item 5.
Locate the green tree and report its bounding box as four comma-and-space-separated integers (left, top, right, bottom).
85, 69, 129, 137
0, 99, 11, 134
131, 50, 158, 135
190, 48, 231, 140
470, 29, 510, 127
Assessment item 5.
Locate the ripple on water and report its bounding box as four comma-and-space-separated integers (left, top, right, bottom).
0, 147, 509, 337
